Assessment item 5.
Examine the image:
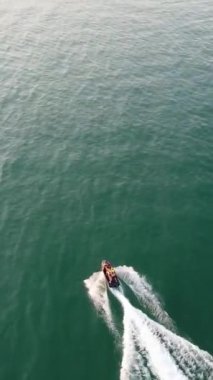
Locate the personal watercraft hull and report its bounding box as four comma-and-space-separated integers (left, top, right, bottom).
101, 260, 120, 288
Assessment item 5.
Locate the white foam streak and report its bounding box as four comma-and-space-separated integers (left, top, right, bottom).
113, 289, 187, 380
116, 265, 175, 331
85, 267, 213, 380
84, 271, 119, 337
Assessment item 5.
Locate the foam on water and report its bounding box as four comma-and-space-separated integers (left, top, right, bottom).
116, 265, 175, 331
84, 266, 213, 380
84, 271, 119, 338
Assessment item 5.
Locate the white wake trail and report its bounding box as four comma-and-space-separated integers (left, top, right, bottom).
116, 265, 175, 331
85, 267, 213, 380
84, 271, 119, 338
113, 289, 187, 380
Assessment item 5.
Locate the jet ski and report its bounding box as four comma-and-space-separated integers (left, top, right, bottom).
101, 260, 120, 288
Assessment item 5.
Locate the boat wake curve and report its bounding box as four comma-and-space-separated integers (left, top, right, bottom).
84, 266, 213, 380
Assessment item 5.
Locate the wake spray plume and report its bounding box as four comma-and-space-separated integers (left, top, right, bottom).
84, 271, 119, 338
116, 266, 175, 331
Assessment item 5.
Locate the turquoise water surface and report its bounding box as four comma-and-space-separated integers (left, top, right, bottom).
0, 1, 213, 379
